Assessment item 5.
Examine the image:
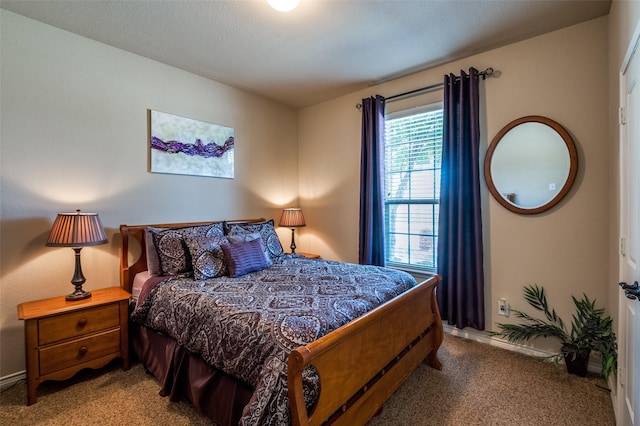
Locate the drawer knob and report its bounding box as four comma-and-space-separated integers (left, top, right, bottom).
77, 318, 88, 328
78, 346, 88, 357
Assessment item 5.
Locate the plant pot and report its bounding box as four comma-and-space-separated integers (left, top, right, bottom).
564, 351, 590, 377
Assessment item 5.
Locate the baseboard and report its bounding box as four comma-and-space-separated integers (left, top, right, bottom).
0, 370, 25, 391
443, 324, 602, 373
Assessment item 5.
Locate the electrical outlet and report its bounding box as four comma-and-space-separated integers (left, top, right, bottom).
498, 298, 509, 317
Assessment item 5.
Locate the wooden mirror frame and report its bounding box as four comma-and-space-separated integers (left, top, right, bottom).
484, 116, 578, 215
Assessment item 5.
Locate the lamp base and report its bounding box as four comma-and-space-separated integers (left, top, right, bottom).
66, 288, 92, 301
66, 247, 91, 301
290, 228, 297, 254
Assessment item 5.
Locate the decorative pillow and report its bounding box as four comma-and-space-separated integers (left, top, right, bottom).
226, 231, 261, 244
184, 235, 228, 280
224, 219, 284, 262
150, 223, 225, 276
221, 238, 272, 278
145, 227, 165, 276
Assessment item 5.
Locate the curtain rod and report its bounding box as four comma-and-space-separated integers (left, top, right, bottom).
356, 67, 495, 110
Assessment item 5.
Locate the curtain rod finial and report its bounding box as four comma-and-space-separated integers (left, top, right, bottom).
482, 67, 501, 79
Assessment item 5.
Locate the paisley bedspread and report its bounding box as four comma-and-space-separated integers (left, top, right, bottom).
130, 256, 417, 425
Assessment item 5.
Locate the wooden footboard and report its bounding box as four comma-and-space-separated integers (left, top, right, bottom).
288, 274, 443, 426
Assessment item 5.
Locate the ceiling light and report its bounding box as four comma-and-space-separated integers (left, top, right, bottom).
267, 0, 299, 12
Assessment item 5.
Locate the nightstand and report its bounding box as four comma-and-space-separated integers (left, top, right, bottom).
17, 286, 130, 405
298, 252, 320, 259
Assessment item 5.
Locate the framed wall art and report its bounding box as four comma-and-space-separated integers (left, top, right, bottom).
149, 110, 234, 179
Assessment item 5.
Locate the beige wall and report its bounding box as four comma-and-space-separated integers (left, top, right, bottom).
299, 16, 610, 353
0, 10, 299, 377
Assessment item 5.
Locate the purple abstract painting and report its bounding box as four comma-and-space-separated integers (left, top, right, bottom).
150, 110, 234, 178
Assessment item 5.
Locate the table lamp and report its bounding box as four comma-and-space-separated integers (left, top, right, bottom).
278, 208, 305, 254
46, 210, 108, 301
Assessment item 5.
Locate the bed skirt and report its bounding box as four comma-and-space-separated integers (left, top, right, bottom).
131, 323, 253, 425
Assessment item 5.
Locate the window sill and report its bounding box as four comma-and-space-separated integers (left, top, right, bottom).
386, 264, 437, 280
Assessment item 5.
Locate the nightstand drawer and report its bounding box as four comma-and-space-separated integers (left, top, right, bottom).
38, 304, 120, 345
39, 328, 121, 375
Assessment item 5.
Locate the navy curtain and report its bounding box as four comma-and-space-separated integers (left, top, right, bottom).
437, 68, 485, 330
359, 95, 386, 266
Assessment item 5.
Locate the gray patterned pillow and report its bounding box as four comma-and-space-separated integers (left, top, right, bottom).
150, 223, 225, 276
226, 231, 261, 244
185, 235, 229, 280
224, 219, 284, 262
145, 227, 165, 276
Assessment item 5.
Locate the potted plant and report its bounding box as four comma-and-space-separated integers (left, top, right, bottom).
490, 284, 617, 380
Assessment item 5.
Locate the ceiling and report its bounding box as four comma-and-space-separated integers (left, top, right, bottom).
0, 0, 611, 108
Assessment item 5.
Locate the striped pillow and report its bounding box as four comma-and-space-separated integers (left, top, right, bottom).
224, 219, 284, 262
221, 238, 272, 278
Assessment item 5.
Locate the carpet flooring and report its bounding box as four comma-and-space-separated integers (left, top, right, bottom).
0, 334, 615, 425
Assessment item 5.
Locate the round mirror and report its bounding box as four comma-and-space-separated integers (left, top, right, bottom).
484, 116, 578, 214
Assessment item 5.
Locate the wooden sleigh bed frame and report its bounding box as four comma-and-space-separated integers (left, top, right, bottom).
120, 219, 444, 426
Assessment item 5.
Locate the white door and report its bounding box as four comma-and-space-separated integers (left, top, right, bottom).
618, 20, 640, 426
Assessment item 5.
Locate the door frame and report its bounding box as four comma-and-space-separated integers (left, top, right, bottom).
616, 17, 640, 426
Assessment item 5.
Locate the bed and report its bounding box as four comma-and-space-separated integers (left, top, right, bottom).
120, 218, 443, 425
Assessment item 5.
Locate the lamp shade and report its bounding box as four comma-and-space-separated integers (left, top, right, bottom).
279, 208, 306, 228
46, 210, 108, 247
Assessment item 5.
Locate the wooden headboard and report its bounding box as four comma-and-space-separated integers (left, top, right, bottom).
119, 218, 266, 293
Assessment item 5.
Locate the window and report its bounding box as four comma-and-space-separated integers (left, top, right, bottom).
384, 104, 443, 272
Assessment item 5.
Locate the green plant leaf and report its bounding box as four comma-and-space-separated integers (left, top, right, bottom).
490, 284, 617, 381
